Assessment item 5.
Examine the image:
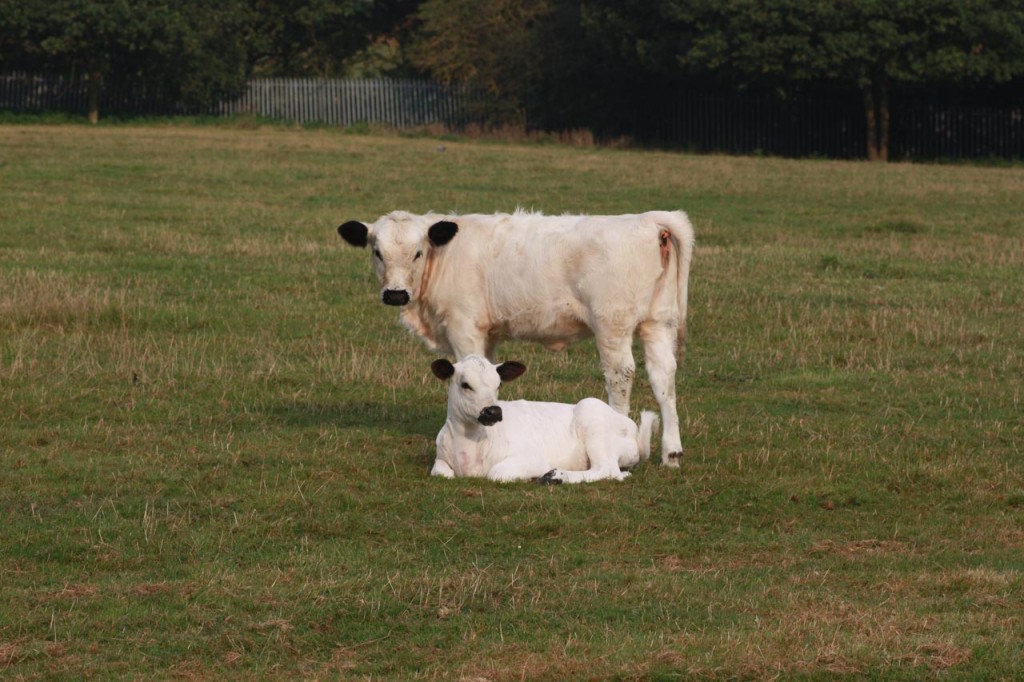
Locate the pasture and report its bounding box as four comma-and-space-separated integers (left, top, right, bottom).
1, 123, 1022, 679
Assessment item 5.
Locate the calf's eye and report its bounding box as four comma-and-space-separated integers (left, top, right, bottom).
460, 382, 472, 391
373, 249, 383, 260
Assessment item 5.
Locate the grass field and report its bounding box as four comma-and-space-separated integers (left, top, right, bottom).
1, 122, 1022, 679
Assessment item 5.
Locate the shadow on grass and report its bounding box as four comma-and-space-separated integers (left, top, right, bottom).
262, 399, 442, 436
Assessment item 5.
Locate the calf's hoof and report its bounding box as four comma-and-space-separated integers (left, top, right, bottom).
536, 470, 563, 485
663, 451, 684, 468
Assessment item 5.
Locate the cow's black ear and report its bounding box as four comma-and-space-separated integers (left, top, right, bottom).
496, 361, 527, 383
338, 221, 369, 248
431, 359, 455, 381
428, 220, 458, 247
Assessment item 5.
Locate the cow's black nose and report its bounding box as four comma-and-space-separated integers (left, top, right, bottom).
382, 289, 410, 306
478, 406, 503, 425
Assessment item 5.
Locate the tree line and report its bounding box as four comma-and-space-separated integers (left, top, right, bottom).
3, 0, 1024, 160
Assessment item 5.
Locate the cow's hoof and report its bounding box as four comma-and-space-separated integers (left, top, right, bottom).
537, 470, 563, 485
664, 451, 683, 468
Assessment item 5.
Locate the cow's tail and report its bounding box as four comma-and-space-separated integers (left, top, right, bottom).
636, 410, 659, 462
659, 211, 696, 363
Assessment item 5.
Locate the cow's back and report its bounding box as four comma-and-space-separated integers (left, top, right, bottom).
433, 212, 670, 344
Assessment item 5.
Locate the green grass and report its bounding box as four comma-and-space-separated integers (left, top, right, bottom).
1, 123, 1022, 679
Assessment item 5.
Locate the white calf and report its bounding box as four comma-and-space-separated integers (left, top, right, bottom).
430, 355, 657, 484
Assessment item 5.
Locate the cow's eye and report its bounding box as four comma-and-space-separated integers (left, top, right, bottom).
373, 248, 383, 260
414, 250, 423, 261
460, 382, 473, 391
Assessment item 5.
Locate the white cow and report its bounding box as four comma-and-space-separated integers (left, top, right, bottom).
430, 355, 657, 483
337, 209, 694, 465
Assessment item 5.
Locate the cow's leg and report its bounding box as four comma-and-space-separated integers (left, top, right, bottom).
487, 455, 552, 483
581, 423, 633, 482
577, 399, 639, 472
538, 467, 630, 484
538, 411, 631, 485
616, 433, 642, 470
639, 321, 684, 466
430, 459, 455, 478
446, 324, 488, 361
483, 337, 500, 363
595, 332, 635, 416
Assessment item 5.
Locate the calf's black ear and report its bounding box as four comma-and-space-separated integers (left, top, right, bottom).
496, 361, 527, 383
428, 220, 458, 247
431, 359, 456, 381
338, 221, 369, 247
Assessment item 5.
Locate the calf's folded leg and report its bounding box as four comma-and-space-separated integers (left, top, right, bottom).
487, 454, 554, 483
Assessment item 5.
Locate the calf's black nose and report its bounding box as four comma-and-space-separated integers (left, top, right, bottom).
382, 289, 410, 306
478, 406, 503, 425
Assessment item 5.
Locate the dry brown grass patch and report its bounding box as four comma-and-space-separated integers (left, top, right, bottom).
808, 538, 909, 559
54, 584, 101, 600
900, 641, 973, 670
0, 270, 131, 334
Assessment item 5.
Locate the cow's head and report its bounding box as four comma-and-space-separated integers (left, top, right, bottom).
431, 355, 527, 427
337, 211, 458, 306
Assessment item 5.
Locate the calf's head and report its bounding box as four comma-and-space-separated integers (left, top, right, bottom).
337, 211, 459, 306
431, 355, 527, 426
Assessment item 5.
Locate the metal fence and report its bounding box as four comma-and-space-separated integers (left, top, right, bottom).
891, 104, 1024, 161
217, 78, 489, 128
639, 94, 1024, 161
638, 94, 866, 159
2, 72, 1022, 160
0, 73, 490, 128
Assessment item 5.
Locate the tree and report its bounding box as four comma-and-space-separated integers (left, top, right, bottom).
577, 0, 1024, 159
250, 0, 419, 77
406, 0, 640, 130
665, 0, 1024, 160
407, 0, 552, 123
4, 0, 254, 122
